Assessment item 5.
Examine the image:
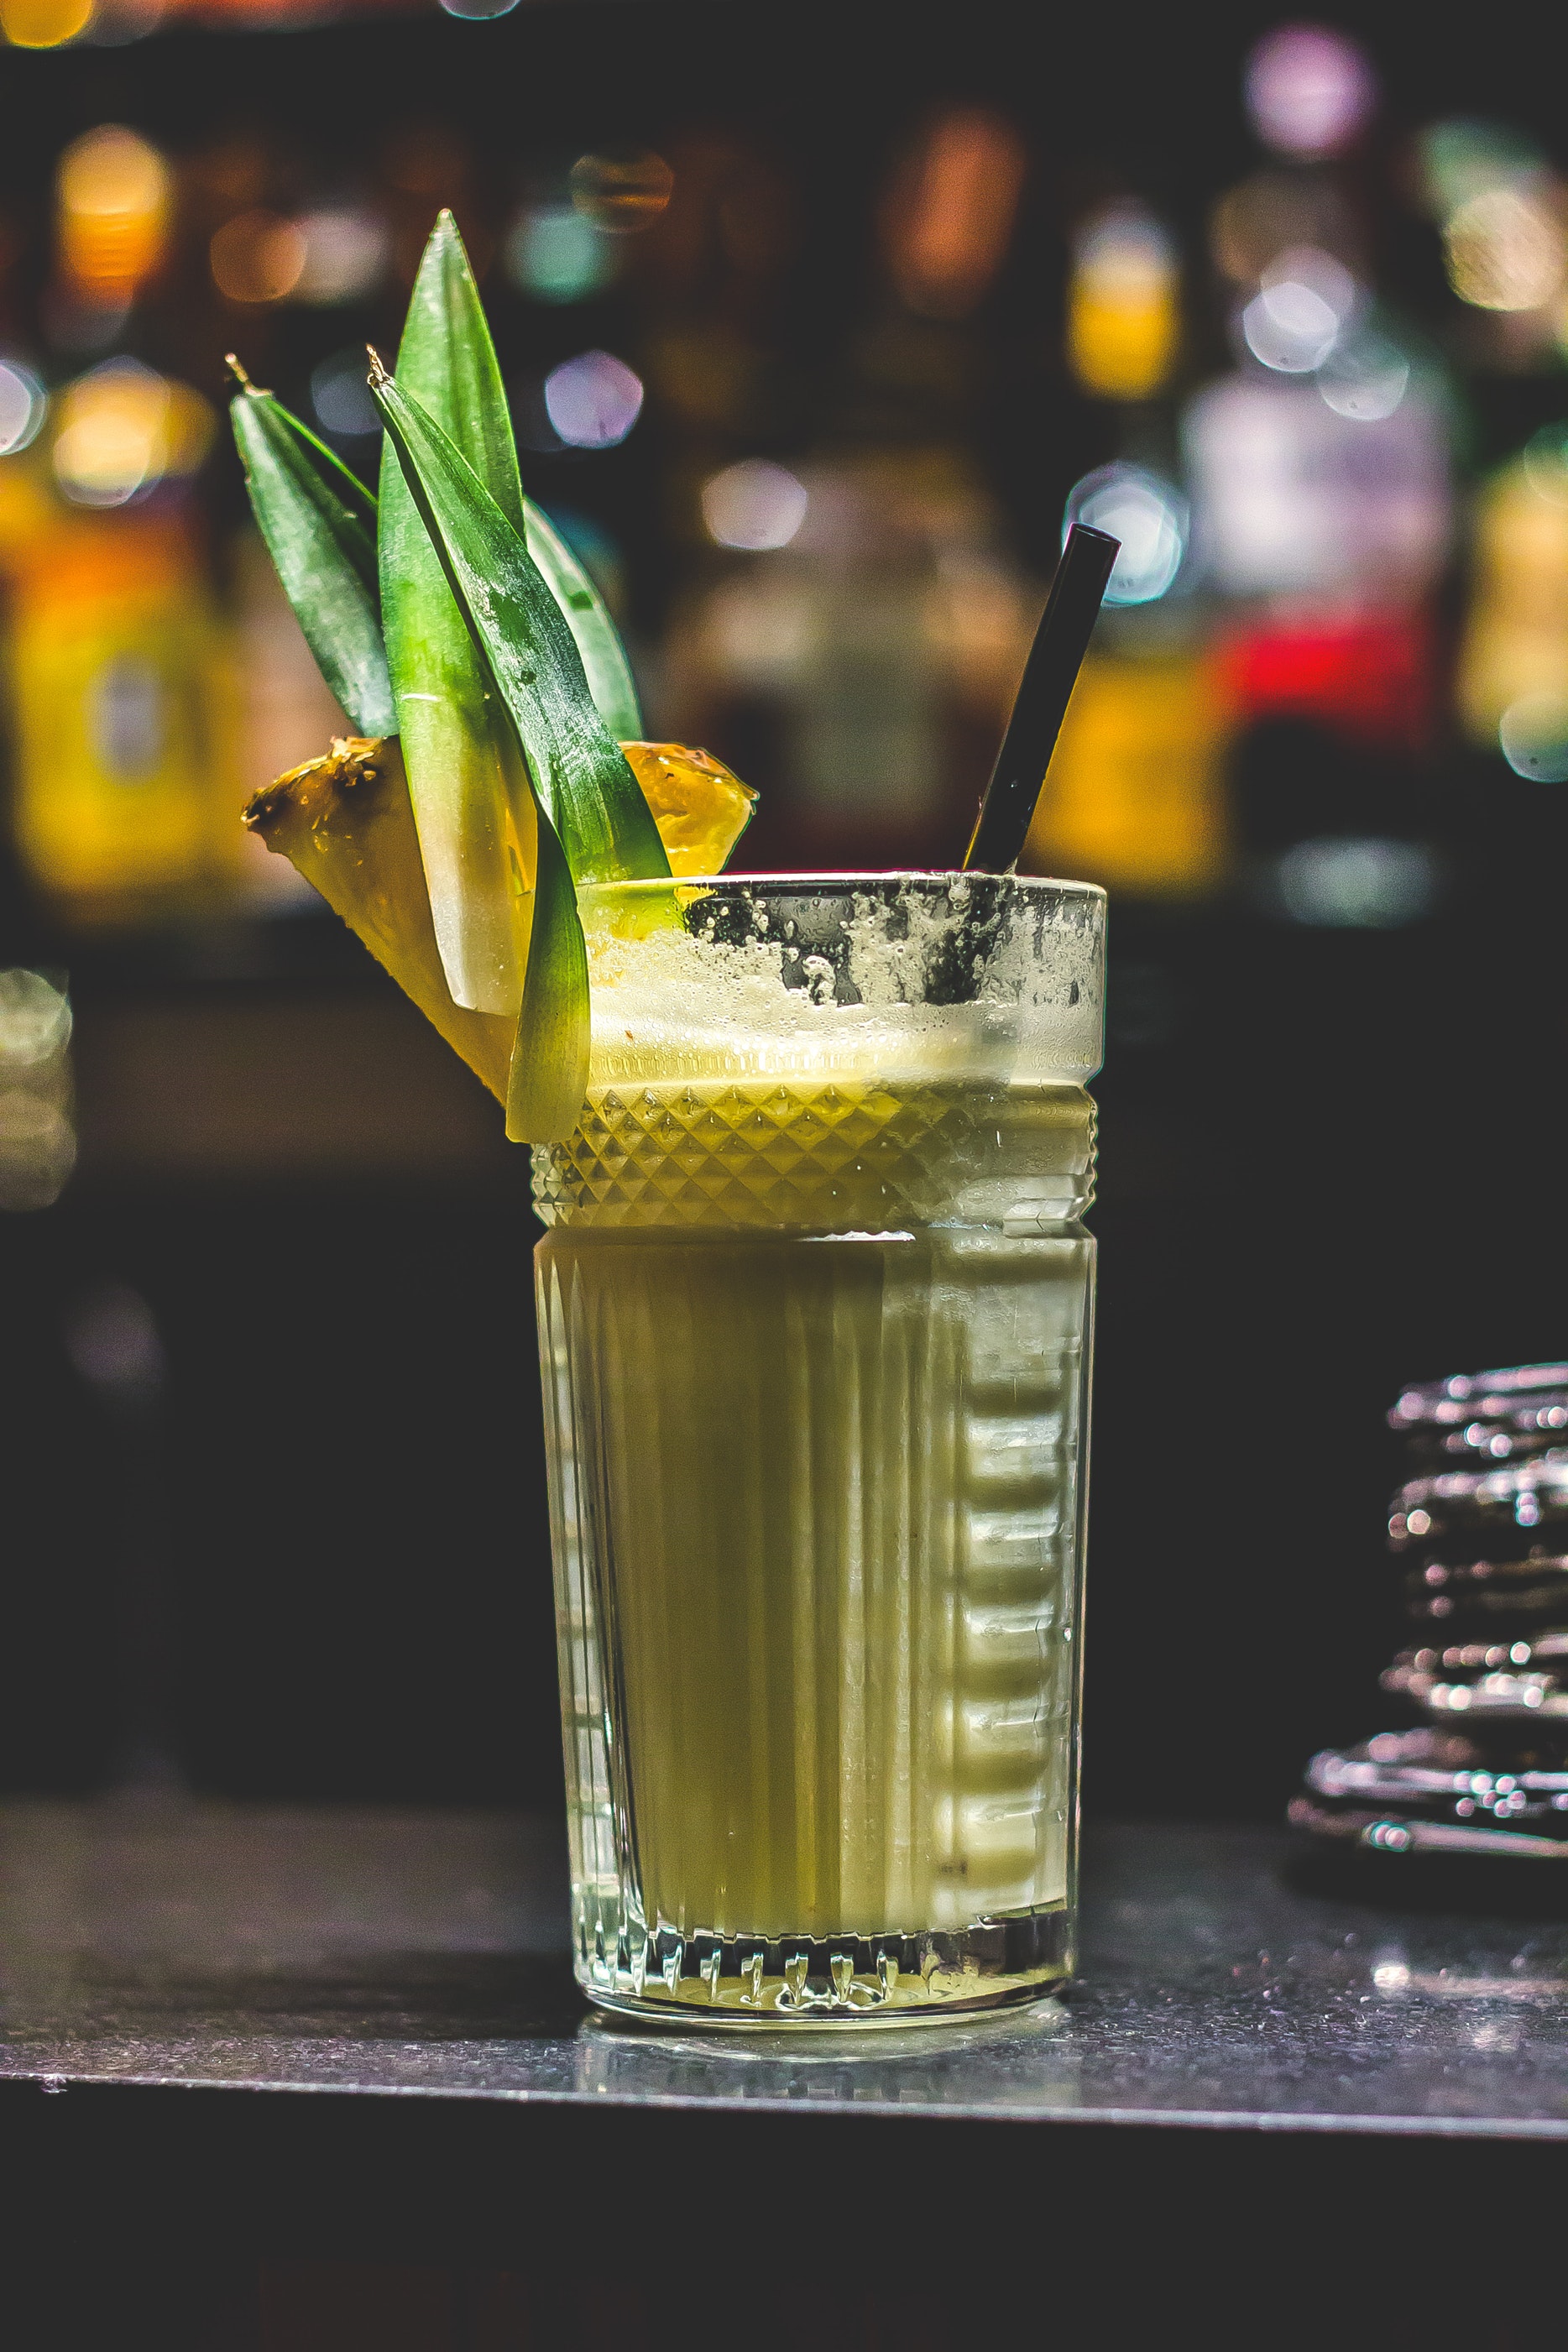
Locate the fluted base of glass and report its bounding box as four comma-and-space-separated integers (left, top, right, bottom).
583, 1910, 1072, 2022
578, 1905, 1074, 2027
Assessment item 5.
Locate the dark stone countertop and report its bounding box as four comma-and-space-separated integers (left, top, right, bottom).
3, 1802, 1568, 2137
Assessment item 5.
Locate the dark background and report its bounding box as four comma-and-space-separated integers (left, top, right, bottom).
3, 0, 1566, 1819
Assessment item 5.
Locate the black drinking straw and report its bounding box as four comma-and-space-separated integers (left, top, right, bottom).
962, 521, 1121, 874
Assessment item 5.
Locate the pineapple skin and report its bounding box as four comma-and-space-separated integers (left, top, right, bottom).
244, 736, 515, 1102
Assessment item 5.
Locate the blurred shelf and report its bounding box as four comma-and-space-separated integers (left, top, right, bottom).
68, 975, 512, 1185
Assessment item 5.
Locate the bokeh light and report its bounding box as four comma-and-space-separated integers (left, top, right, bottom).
0, 359, 49, 455
0, 968, 71, 1065
1444, 186, 1566, 312
887, 108, 1027, 318
1317, 331, 1410, 421
569, 149, 675, 233
1064, 463, 1188, 606
311, 350, 380, 439
290, 208, 389, 306
1417, 120, 1545, 222
1244, 24, 1376, 158
1241, 247, 1357, 372
702, 459, 809, 551
505, 204, 614, 304
1457, 458, 1568, 746
0, 970, 75, 1215
543, 350, 644, 448
1499, 694, 1568, 781
1, 0, 91, 45
211, 210, 307, 306
437, 0, 520, 16
51, 360, 213, 507
57, 126, 171, 303
1522, 422, 1568, 505
1068, 207, 1179, 400
1185, 372, 1450, 601
1277, 837, 1440, 927
82, 0, 164, 38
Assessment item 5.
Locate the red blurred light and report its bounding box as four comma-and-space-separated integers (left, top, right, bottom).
1215, 614, 1435, 753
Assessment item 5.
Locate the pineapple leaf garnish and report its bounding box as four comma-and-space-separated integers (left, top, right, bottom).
524, 503, 645, 745
379, 211, 531, 1017
234, 349, 643, 746
368, 355, 670, 888
507, 791, 590, 1143
228, 358, 384, 545
227, 363, 395, 738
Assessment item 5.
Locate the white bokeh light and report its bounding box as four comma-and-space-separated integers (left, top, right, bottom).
702, 459, 809, 551
1317, 332, 1410, 421
1278, 837, 1440, 928
543, 349, 644, 449
1500, 694, 1568, 782
1064, 463, 1188, 605
0, 358, 48, 455
1242, 248, 1358, 373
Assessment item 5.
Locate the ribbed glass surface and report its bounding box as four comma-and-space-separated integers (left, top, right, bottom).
538, 1217, 1092, 2016
534, 874, 1101, 2022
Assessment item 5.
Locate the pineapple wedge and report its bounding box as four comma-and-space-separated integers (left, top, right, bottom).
245, 735, 516, 1100
620, 742, 757, 877
244, 735, 758, 1104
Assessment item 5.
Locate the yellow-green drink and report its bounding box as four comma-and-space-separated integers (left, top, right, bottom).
535, 874, 1104, 2021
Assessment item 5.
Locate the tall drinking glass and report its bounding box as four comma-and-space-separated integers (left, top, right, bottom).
534, 872, 1105, 2023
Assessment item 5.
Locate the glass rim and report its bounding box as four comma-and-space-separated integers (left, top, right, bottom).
580, 869, 1107, 903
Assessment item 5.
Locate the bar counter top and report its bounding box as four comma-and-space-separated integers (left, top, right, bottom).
5, 1806, 1568, 2332
3, 1803, 1567, 2129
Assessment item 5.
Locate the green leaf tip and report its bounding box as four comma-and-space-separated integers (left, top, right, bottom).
228, 378, 394, 739
377, 217, 531, 1017
370, 366, 670, 890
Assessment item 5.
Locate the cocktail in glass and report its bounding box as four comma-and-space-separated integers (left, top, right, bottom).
535, 870, 1104, 2022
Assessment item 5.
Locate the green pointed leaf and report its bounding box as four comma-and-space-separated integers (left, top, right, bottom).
371, 367, 670, 887
379, 209, 527, 1017
230, 388, 394, 738
524, 501, 644, 742
258, 395, 384, 534
505, 798, 588, 1144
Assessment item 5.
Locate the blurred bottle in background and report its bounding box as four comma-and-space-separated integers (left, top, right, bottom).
0, 126, 253, 928
6, 502, 243, 922
673, 447, 1038, 868
662, 107, 1040, 868
1461, 435, 1568, 784
0, 18, 1564, 939
1179, 24, 1456, 928
1027, 202, 1229, 897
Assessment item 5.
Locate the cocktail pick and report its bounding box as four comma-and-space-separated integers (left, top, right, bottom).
962, 521, 1120, 875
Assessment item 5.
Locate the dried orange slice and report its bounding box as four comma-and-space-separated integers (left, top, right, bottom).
621, 742, 757, 877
